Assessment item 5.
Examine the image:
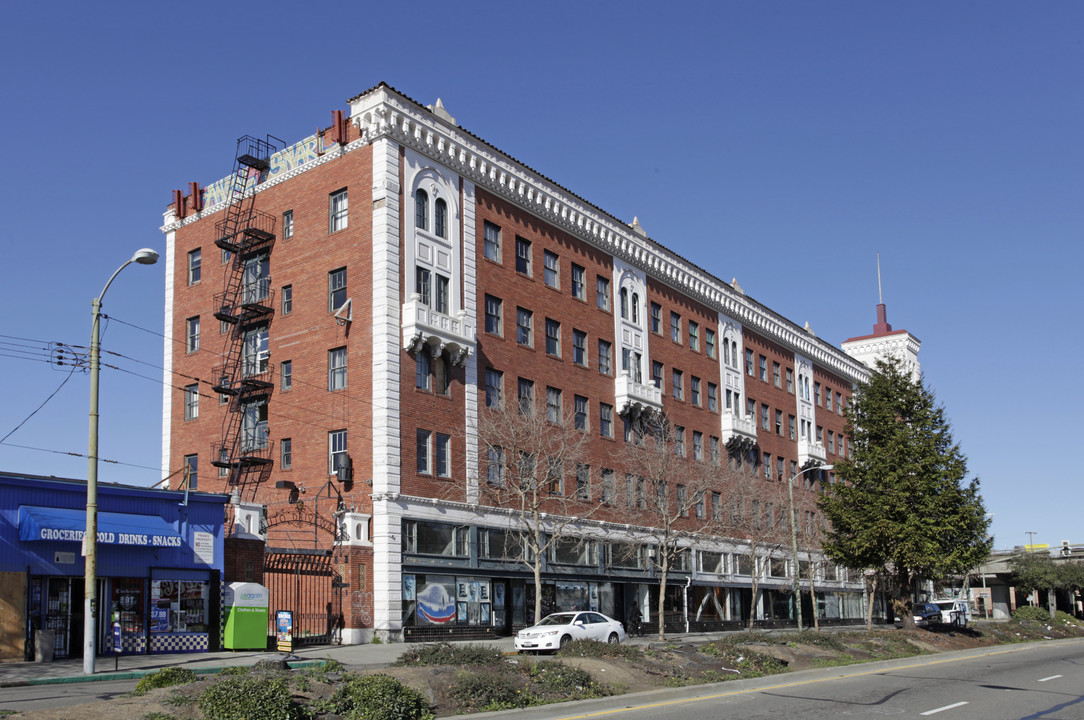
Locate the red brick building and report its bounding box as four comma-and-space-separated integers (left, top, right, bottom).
162, 83, 903, 643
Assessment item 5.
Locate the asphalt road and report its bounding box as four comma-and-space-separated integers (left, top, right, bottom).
2, 639, 1082, 718
479, 639, 1084, 720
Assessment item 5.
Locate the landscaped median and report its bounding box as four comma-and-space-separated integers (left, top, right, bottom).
6, 611, 1084, 720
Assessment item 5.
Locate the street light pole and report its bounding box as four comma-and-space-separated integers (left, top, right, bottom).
787, 463, 833, 631
84, 248, 158, 675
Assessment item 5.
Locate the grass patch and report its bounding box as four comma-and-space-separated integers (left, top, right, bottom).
130, 667, 198, 696
449, 659, 613, 714
557, 638, 642, 661
792, 630, 846, 652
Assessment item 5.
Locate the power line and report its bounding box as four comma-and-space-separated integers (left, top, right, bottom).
0, 440, 162, 472
0, 365, 79, 444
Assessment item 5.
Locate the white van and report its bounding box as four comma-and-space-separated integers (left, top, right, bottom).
931, 599, 970, 627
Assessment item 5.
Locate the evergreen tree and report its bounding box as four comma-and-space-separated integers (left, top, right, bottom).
819, 356, 991, 626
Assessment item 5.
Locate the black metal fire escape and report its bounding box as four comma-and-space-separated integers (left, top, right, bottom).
210, 135, 281, 497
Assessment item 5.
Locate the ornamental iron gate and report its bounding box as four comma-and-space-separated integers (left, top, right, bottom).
264, 550, 342, 646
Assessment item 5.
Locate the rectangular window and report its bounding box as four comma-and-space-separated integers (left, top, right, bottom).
574, 395, 588, 431
601, 468, 615, 504
436, 433, 451, 478
598, 339, 612, 375
329, 188, 348, 232
706, 328, 716, 358
485, 368, 503, 407
575, 464, 590, 500
280, 438, 292, 469
670, 312, 681, 343
759, 355, 768, 381
786, 368, 794, 393
282, 210, 293, 239
329, 430, 347, 475
773, 362, 781, 388
693, 431, 704, 461
281, 360, 292, 391
187, 249, 201, 285
415, 351, 431, 391
572, 329, 587, 365
599, 402, 613, 438
543, 250, 559, 288
596, 276, 610, 310
815, 382, 822, 405
826, 389, 833, 411
707, 382, 718, 411
775, 409, 783, 435
434, 274, 449, 314
517, 378, 534, 413
515, 236, 532, 275
486, 446, 505, 486
777, 457, 785, 482
546, 458, 563, 495
484, 295, 502, 335
763, 453, 772, 479
745, 348, 754, 376
761, 403, 769, 430
483, 220, 501, 262
652, 361, 663, 390
674, 427, 685, 456
415, 267, 431, 305
672, 369, 684, 400
747, 397, 756, 419
546, 386, 562, 424
186, 316, 200, 353
689, 321, 699, 351
828, 429, 836, 454
516, 307, 533, 347
328, 347, 347, 390
281, 285, 292, 315
816, 425, 824, 443
416, 429, 432, 474
710, 436, 721, 465
571, 263, 585, 300
545, 318, 561, 356
329, 268, 347, 312
650, 302, 662, 333
184, 384, 199, 420
837, 392, 844, 415
183, 454, 198, 490
788, 414, 796, 440
691, 376, 701, 406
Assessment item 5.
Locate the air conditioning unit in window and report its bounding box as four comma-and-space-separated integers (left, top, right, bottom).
336, 455, 353, 484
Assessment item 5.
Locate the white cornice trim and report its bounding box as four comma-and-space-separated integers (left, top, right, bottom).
350, 88, 870, 383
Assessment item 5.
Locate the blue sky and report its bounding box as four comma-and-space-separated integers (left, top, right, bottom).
1, 1, 1080, 551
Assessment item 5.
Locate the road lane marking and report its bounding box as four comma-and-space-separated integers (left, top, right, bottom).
921, 701, 968, 715
533, 644, 1053, 720
1037, 675, 1062, 682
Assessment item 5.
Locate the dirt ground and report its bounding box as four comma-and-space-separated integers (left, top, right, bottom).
10, 618, 1084, 720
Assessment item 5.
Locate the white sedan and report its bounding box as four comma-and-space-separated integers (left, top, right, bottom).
514, 611, 626, 653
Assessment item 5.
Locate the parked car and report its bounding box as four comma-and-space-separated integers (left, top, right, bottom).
931, 599, 970, 627
895, 602, 942, 628
514, 611, 626, 653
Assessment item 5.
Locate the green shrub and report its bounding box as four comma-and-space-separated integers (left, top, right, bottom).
529, 661, 612, 698
131, 667, 198, 695
449, 669, 530, 712
331, 673, 434, 720
557, 638, 641, 661
394, 642, 503, 666
216, 664, 250, 676
140, 713, 176, 720
198, 675, 301, 720
1013, 606, 1051, 623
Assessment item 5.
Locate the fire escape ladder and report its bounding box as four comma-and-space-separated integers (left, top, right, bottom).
209, 135, 281, 496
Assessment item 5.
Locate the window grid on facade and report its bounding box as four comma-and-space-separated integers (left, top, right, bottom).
515, 236, 531, 275
670, 312, 681, 343
650, 302, 661, 333
282, 210, 293, 239
281, 285, 292, 314
416, 429, 431, 474
485, 368, 503, 407
596, 276, 610, 310
599, 402, 613, 438
516, 307, 533, 347
281, 438, 292, 469
186, 317, 200, 353
329, 189, 348, 232
691, 376, 701, 406
281, 360, 292, 391
483, 221, 501, 262
414, 189, 428, 231
707, 382, 718, 411
484, 295, 502, 335
571, 263, 585, 300
544, 250, 559, 288
689, 321, 699, 351
329, 430, 347, 475
184, 384, 198, 420
672, 369, 683, 400
545, 318, 561, 356
598, 339, 612, 375
183, 454, 198, 490
329, 347, 347, 390
574, 394, 588, 431
706, 328, 715, 358
329, 268, 347, 312
435, 433, 451, 477
572, 329, 587, 365
187, 249, 201, 285
546, 386, 562, 424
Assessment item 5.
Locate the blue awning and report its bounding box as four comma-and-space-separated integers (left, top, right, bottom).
18, 506, 183, 548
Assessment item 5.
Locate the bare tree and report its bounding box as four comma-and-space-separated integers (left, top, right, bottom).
792, 483, 827, 630
471, 385, 603, 625
719, 460, 793, 629
619, 415, 727, 640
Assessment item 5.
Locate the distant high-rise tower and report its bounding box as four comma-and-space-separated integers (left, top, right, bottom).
841, 256, 920, 379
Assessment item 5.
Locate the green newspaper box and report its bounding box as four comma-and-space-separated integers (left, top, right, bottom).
224, 582, 269, 650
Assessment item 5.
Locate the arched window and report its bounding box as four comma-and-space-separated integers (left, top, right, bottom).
620, 288, 629, 319
415, 188, 429, 231
631, 293, 640, 323
434, 198, 447, 238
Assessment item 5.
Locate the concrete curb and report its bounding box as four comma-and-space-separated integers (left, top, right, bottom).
0, 660, 325, 688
